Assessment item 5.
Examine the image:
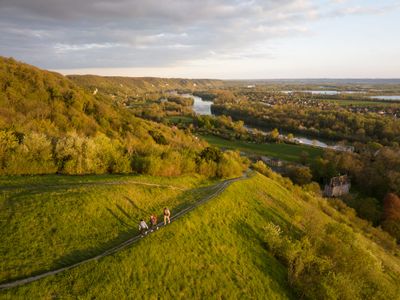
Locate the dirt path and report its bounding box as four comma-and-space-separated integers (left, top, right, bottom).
0, 174, 247, 291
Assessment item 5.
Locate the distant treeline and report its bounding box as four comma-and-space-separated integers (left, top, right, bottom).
211, 103, 400, 145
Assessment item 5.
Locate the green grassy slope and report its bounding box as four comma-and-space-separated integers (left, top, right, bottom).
200, 134, 323, 162
2, 173, 399, 299
0, 174, 217, 282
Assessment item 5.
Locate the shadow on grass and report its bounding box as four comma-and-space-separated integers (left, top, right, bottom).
115, 204, 132, 220
106, 208, 132, 228
233, 220, 295, 299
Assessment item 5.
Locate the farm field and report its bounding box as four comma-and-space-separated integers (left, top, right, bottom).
199, 134, 323, 162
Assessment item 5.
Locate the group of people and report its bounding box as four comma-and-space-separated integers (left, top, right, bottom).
138, 207, 171, 236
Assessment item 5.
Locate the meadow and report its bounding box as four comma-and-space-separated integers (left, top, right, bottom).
0, 174, 219, 283
199, 134, 323, 162
2, 172, 399, 299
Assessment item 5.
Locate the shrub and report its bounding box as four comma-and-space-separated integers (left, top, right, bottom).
264, 220, 398, 300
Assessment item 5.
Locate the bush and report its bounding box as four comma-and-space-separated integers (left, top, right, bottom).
197, 160, 218, 177
263, 220, 398, 300
251, 160, 274, 178
285, 165, 313, 186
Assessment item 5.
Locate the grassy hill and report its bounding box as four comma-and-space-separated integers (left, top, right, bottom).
1, 171, 399, 299
0, 174, 218, 283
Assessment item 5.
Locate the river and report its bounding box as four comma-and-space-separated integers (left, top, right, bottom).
181, 94, 212, 115
183, 93, 352, 152
369, 95, 400, 101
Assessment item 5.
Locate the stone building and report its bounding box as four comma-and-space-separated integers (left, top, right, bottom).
324, 175, 351, 197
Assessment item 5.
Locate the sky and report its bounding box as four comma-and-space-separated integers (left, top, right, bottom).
0, 0, 399, 79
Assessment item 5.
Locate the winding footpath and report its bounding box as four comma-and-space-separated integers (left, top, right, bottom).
0, 174, 248, 291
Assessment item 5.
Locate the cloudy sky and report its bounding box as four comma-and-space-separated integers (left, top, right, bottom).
1, 0, 399, 78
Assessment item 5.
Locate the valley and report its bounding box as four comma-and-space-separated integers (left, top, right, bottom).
1, 57, 400, 299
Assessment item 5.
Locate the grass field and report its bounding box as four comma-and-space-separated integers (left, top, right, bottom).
1, 172, 399, 298
200, 134, 323, 162
0, 173, 292, 298
0, 173, 295, 299
0, 174, 219, 283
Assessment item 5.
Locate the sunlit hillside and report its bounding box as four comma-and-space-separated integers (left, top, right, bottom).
1, 170, 399, 299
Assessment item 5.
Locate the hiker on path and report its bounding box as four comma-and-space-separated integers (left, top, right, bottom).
139, 219, 149, 236
150, 214, 158, 231
163, 207, 171, 225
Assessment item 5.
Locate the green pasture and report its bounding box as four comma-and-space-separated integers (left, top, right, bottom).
200, 134, 323, 162
0, 174, 216, 282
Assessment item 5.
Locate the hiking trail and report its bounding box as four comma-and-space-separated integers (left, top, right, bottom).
0, 173, 248, 291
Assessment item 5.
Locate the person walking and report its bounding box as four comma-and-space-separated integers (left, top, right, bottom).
138, 219, 149, 236
150, 214, 158, 231
163, 207, 171, 225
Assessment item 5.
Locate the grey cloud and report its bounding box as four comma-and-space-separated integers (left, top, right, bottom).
1, 0, 389, 70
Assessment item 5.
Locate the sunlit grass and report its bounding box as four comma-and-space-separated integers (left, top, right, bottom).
1, 173, 399, 298
200, 134, 323, 162
0, 174, 217, 282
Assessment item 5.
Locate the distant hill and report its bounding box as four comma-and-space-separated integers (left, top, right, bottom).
0, 56, 203, 138
68, 74, 224, 101
237, 78, 400, 84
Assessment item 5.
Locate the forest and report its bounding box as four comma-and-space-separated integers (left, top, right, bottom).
0, 57, 247, 178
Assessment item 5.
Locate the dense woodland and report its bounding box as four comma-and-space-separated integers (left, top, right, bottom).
0, 57, 246, 178
311, 145, 400, 241
212, 101, 400, 145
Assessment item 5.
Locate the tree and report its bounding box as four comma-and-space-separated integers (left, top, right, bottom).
286, 166, 313, 186
0, 130, 19, 173
270, 128, 279, 140
299, 151, 309, 165
198, 147, 223, 163
382, 193, 400, 241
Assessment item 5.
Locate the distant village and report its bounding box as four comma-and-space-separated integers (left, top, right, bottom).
241, 92, 400, 119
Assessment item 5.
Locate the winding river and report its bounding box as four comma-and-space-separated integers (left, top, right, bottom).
184, 93, 352, 151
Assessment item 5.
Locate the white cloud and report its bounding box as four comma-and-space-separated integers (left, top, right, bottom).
54, 42, 122, 53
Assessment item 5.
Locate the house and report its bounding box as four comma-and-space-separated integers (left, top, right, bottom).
261, 156, 283, 167
324, 175, 351, 197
